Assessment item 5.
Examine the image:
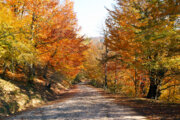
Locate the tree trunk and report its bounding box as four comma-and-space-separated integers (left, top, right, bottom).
46, 82, 51, 89
147, 69, 165, 99
43, 63, 49, 80
104, 45, 108, 89
134, 68, 138, 97
27, 64, 35, 84
147, 69, 158, 99
0, 63, 7, 79
134, 50, 139, 96
43, 63, 51, 89
43, 62, 52, 90
43, 47, 58, 89
147, 79, 158, 99
114, 58, 118, 85
104, 63, 108, 88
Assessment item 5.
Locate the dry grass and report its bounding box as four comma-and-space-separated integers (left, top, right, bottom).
0, 70, 76, 119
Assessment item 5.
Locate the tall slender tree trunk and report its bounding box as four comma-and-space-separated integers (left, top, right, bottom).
104, 45, 108, 89
114, 58, 118, 85
26, 12, 36, 85
134, 68, 138, 96
104, 62, 108, 88
134, 51, 138, 96
11, 58, 15, 80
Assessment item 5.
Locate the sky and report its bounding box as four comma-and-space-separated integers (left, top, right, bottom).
73, 0, 114, 37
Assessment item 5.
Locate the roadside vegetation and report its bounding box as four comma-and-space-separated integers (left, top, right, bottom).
0, 0, 87, 117
84, 0, 180, 103
0, 0, 179, 119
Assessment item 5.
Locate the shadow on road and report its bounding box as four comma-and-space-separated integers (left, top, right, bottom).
7, 84, 147, 120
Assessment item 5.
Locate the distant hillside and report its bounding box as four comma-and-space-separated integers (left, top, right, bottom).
90, 37, 104, 44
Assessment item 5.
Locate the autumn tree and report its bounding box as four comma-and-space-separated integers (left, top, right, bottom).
83, 39, 105, 87
36, 0, 88, 87
0, 0, 88, 87
104, 0, 180, 99
0, 1, 36, 80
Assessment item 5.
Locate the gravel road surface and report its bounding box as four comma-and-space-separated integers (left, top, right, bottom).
7, 83, 147, 120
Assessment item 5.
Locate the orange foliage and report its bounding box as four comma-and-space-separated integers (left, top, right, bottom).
4, 0, 88, 79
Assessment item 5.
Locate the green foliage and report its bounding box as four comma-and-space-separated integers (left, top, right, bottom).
72, 74, 82, 84
89, 79, 104, 88
0, 2, 37, 81
108, 84, 122, 94
0, 0, 87, 117
0, 100, 19, 115
160, 87, 180, 103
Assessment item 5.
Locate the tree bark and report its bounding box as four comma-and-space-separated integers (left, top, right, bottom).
104, 63, 108, 88
104, 45, 108, 89
147, 69, 166, 99
114, 58, 118, 85
134, 51, 138, 96
147, 76, 158, 99
27, 64, 34, 84
43, 62, 52, 89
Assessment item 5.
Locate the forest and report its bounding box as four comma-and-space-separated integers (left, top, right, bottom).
0, 0, 179, 118
0, 0, 88, 116
85, 0, 180, 102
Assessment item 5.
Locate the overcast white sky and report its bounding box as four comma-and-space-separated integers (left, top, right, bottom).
73, 0, 114, 37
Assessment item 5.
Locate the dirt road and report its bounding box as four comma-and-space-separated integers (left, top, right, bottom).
7, 83, 147, 120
